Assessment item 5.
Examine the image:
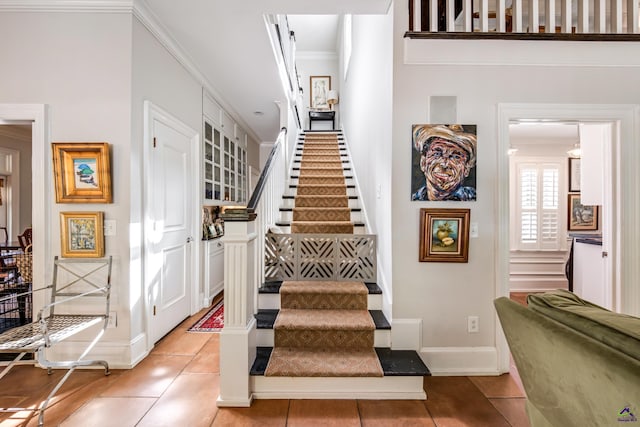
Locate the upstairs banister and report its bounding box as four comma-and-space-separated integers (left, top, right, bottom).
407, 0, 640, 38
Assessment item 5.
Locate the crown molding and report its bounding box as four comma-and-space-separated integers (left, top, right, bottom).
132, 0, 263, 144
0, 0, 133, 12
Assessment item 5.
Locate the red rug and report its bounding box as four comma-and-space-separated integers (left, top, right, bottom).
188, 300, 223, 332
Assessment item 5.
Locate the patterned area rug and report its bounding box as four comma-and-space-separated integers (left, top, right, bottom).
188, 300, 223, 332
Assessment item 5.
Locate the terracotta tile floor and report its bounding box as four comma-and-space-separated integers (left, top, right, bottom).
0, 307, 530, 426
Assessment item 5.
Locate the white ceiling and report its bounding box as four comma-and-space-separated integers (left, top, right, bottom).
288, 15, 339, 54
141, 0, 390, 143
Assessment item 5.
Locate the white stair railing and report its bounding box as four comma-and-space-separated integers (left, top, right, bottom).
409, 0, 640, 34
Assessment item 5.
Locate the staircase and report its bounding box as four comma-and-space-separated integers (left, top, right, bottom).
249, 130, 430, 400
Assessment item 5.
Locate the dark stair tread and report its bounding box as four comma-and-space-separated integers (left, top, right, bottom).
255, 309, 390, 330
279, 208, 361, 212
289, 184, 356, 188
274, 221, 365, 227
283, 195, 358, 199
250, 346, 431, 376
375, 348, 432, 376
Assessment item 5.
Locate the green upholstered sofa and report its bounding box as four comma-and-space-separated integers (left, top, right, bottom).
494, 289, 640, 427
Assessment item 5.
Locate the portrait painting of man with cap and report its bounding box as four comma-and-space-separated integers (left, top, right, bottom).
411, 124, 477, 201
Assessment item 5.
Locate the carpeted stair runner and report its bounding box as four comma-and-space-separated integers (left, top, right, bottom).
291, 134, 354, 234
264, 280, 383, 377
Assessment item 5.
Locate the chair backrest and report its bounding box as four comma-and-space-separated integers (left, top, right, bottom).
48, 256, 113, 317
17, 227, 32, 252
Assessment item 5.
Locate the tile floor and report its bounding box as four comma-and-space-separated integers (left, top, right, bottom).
0, 307, 530, 427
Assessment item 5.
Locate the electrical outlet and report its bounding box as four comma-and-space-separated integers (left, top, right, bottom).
107, 311, 117, 328
468, 316, 479, 333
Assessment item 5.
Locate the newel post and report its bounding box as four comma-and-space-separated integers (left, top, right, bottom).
217, 209, 258, 407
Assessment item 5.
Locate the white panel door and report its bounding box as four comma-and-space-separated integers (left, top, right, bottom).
148, 116, 194, 344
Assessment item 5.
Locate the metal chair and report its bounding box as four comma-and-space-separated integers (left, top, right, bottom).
0, 256, 113, 426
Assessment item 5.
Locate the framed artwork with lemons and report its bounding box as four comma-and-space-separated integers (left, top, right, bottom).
419, 208, 470, 262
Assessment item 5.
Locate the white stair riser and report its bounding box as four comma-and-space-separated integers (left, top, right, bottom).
250, 376, 426, 400
256, 329, 391, 348
258, 293, 382, 310
278, 211, 363, 223
281, 198, 360, 209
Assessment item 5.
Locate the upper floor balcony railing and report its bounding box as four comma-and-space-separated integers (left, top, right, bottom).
406, 0, 640, 39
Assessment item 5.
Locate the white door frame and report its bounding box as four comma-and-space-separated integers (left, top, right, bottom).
0, 104, 48, 315
143, 101, 200, 349
496, 103, 640, 372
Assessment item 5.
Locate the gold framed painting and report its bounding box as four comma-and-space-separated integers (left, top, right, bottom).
52, 142, 112, 203
419, 208, 470, 263
60, 211, 104, 258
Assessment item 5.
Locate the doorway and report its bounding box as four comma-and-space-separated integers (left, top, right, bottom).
0, 105, 45, 332
496, 103, 640, 373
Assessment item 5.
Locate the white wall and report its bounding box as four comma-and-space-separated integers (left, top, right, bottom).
0, 11, 134, 362
297, 55, 339, 129
338, 14, 394, 321
131, 17, 203, 360
392, 0, 640, 373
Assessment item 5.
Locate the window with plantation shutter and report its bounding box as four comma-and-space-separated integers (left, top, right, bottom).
514, 160, 564, 250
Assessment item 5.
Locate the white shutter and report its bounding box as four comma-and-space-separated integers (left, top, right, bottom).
514, 159, 564, 251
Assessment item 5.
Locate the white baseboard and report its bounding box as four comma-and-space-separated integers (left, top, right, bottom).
421, 346, 500, 376
45, 332, 150, 369
216, 395, 254, 407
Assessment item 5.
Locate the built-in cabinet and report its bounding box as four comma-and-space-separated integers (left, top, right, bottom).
201, 92, 250, 305
203, 94, 248, 204
204, 238, 224, 304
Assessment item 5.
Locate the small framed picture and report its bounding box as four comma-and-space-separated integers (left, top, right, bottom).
419, 208, 470, 263
52, 142, 112, 203
310, 75, 331, 109
568, 157, 581, 192
60, 211, 105, 258
568, 194, 599, 231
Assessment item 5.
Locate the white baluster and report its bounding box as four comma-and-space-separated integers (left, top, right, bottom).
462, 0, 472, 32
478, 0, 489, 32
414, 0, 422, 31
546, 0, 556, 33
512, 0, 523, 32
611, 0, 623, 33
446, 0, 456, 31
430, 0, 439, 31
497, 0, 507, 32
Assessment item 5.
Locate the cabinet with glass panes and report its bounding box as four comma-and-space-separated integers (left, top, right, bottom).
202, 109, 247, 204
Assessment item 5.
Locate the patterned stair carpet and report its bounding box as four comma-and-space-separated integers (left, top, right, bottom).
291, 134, 354, 234
264, 281, 383, 377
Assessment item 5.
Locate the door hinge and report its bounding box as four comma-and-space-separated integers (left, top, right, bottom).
153, 305, 156, 316
153, 137, 157, 148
